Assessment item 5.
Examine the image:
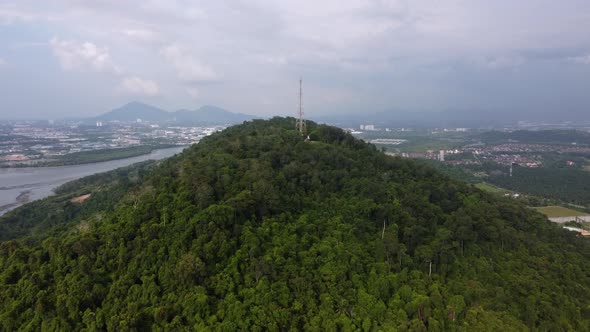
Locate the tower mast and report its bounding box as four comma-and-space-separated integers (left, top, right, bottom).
296, 78, 306, 135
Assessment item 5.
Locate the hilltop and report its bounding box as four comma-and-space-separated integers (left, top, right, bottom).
1, 118, 589, 330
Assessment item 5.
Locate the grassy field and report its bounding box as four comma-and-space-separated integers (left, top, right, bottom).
475, 182, 511, 195
395, 137, 460, 153
535, 206, 587, 218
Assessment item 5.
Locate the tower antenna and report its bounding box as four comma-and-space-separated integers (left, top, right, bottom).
296, 78, 306, 135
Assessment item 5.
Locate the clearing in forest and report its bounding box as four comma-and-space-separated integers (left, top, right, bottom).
535, 205, 587, 218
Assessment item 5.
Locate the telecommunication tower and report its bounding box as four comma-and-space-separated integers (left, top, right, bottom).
296, 78, 306, 135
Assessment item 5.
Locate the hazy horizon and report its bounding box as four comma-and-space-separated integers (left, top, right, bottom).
1, 1, 590, 121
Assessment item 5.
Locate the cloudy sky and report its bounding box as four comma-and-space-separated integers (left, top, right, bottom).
1, 0, 590, 119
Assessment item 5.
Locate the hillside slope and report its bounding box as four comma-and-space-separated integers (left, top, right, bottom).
174, 105, 255, 124
96, 101, 170, 122
1, 118, 589, 331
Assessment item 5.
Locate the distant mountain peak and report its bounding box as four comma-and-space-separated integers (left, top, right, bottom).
123, 100, 154, 107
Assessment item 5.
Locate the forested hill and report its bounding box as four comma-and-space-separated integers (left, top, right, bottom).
1, 118, 590, 330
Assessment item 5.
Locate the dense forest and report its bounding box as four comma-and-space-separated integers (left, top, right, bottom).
454, 160, 590, 206
1, 118, 589, 330
414, 160, 479, 185
0, 161, 156, 242
488, 165, 590, 206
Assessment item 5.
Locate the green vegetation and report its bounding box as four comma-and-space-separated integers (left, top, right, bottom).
474, 182, 511, 195
52, 146, 156, 165
535, 206, 587, 218
1, 118, 590, 330
538, 153, 589, 169
488, 165, 590, 206
415, 159, 478, 184
56, 145, 183, 166
356, 131, 469, 153
395, 137, 459, 153
0, 161, 156, 241
564, 221, 590, 231
2, 145, 179, 168
447, 161, 590, 207
369, 128, 590, 208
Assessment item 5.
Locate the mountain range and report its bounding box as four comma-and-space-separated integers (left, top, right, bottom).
94, 101, 256, 125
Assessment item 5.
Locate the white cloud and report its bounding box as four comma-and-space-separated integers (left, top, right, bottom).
122, 28, 158, 42
0, 4, 51, 25
483, 55, 525, 69
160, 44, 217, 82
141, 0, 206, 21
261, 55, 288, 66
50, 37, 120, 73
186, 87, 200, 99
119, 77, 160, 96
569, 54, 590, 65
0, 58, 6, 66
4, 0, 590, 117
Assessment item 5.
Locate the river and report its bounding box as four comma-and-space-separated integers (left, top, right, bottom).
0, 146, 187, 216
